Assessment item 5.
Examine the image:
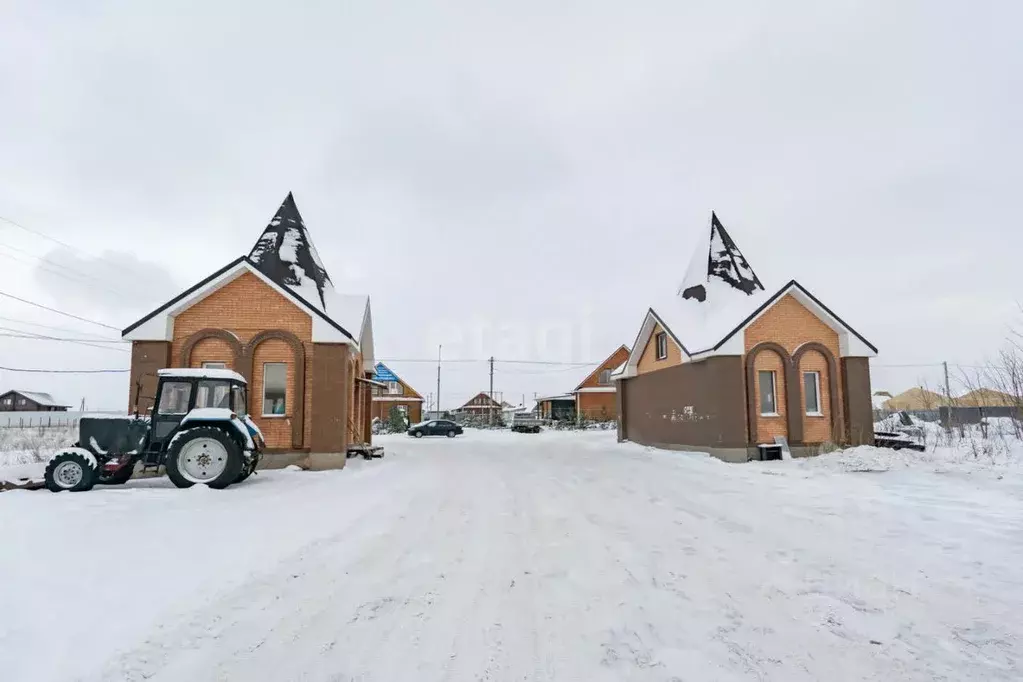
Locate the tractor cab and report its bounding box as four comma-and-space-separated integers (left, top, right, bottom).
145, 368, 253, 463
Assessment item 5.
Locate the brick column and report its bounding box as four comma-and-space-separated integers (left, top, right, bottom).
310, 343, 348, 454
841, 357, 874, 446
129, 341, 170, 415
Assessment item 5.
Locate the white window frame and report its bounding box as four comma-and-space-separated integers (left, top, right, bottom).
262, 362, 288, 418
387, 381, 401, 395
758, 370, 779, 416
655, 332, 668, 360
598, 369, 612, 385
202, 361, 227, 369
804, 370, 822, 416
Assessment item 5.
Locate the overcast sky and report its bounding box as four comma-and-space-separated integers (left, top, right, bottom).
1, 1, 1020, 410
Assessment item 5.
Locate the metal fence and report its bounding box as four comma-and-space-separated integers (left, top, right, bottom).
0, 411, 124, 429
939, 405, 1023, 427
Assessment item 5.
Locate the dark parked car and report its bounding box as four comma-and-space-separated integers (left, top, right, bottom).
408, 420, 463, 438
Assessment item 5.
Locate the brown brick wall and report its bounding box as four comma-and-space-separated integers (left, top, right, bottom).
311, 343, 349, 452
621, 356, 746, 449
745, 294, 844, 444
842, 357, 874, 446
128, 341, 171, 414
637, 323, 683, 375
577, 391, 617, 420
169, 272, 314, 450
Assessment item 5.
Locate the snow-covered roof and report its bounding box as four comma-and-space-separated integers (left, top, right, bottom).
123, 193, 374, 350
6, 391, 65, 407
536, 393, 575, 402
617, 214, 877, 379
158, 368, 247, 383
248, 192, 333, 310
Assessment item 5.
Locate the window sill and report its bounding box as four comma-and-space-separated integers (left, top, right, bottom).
760, 412, 781, 418
806, 412, 824, 417
260, 414, 289, 419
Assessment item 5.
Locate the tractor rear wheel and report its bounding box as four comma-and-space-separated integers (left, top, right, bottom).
166, 426, 242, 490
44, 451, 97, 493
234, 458, 257, 484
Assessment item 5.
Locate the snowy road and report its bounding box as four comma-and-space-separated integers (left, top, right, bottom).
2, 430, 1021, 681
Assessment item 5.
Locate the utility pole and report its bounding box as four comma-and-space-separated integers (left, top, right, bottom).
436, 345, 442, 417
943, 361, 951, 402
489, 356, 495, 425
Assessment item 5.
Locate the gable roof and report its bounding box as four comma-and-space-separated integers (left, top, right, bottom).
617, 279, 877, 379
1, 390, 65, 407
457, 392, 502, 409
372, 363, 424, 400
573, 345, 630, 391
883, 387, 949, 411
122, 257, 358, 343
123, 194, 373, 349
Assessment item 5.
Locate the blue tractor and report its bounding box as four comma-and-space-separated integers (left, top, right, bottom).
44, 368, 264, 492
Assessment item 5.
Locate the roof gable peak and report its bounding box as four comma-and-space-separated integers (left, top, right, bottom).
678, 212, 764, 303
248, 192, 333, 310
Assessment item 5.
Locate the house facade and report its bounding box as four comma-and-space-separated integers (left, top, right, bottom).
454, 392, 503, 420
572, 345, 630, 422
536, 394, 576, 420
122, 193, 375, 469
614, 213, 876, 462
0, 390, 69, 412
370, 362, 424, 423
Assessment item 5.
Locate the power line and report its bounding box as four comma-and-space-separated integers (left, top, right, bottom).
0, 329, 124, 343
0, 314, 118, 340
0, 329, 129, 353
0, 213, 79, 252
0, 242, 125, 298
0, 365, 128, 374
0, 290, 120, 331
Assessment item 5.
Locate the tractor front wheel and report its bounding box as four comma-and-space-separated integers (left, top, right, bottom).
44, 451, 97, 493
166, 427, 243, 490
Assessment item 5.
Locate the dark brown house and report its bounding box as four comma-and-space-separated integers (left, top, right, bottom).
0, 390, 69, 412
614, 213, 876, 461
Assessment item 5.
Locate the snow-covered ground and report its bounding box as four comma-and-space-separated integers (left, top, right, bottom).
1, 430, 1021, 681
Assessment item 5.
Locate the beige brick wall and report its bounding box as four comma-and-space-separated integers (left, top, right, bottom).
637, 323, 683, 375
577, 391, 617, 420
577, 346, 630, 389
187, 337, 235, 369
752, 349, 788, 442
744, 294, 843, 444
799, 349, 833, 443
170, 272, 315, 450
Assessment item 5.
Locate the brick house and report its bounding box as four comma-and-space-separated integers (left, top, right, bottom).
370, 362, 425, 424
0, 390, 69, 412
614, 213, 876, 461
454, 392, 502, 420
571, 345, 630, 422
122, 193, 375, 468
